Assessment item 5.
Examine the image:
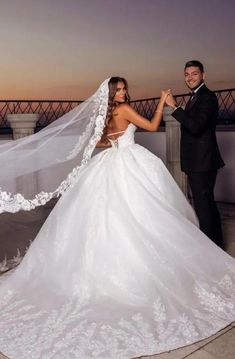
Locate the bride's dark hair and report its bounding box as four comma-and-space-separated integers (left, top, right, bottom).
100, 77, 130, 145
105, 77, 130, 125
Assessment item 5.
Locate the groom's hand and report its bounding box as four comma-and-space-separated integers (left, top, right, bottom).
165, 93, 177, 110
161, 89, 171, 101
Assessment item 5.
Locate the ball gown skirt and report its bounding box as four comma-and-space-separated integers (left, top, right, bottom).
0, 124, 235, 359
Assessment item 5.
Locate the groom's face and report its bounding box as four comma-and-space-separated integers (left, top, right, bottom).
184, 66, 205, 90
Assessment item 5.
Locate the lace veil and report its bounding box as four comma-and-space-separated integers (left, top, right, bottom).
0, 79, 109, 213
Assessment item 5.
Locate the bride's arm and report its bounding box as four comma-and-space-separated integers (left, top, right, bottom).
119, 90, 170, 132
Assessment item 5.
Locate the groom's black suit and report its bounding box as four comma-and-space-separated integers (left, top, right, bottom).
172, 84, 225, 248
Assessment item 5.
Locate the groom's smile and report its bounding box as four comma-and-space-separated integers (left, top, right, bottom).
184, 66, 205, 90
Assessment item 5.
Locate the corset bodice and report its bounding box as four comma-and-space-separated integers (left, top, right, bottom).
108, 123, 136, 148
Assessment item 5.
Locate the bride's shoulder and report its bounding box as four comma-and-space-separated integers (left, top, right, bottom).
116, 103, 133, 113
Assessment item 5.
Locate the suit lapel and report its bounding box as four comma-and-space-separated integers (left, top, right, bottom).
186, 93, 198, 111
185, 84, 207, 112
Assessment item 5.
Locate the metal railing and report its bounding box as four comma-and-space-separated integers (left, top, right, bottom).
0, 100, 82, 133
131, 88, 235, 125
0, 88, 234, 133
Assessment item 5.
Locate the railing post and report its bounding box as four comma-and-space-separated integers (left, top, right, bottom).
7, 114, 39, 197
7, 113, 39, 140
163, 106, 188, 196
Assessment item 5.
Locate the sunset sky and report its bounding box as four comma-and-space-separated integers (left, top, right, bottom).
0, 0, 234, 100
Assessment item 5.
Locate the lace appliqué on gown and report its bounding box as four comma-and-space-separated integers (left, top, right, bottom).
0, 272, 234, 359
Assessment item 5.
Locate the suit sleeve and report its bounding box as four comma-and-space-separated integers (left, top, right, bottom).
171, 93, 218, 135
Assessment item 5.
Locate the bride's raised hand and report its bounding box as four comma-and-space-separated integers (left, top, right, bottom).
160, 89, 171, 103
154, 89, 171, 115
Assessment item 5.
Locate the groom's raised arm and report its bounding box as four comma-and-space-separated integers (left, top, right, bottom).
165, 93, 218, 135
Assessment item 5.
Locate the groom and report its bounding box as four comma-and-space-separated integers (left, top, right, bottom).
165, 60, 225, 249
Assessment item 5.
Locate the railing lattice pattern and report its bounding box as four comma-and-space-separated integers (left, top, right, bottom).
0, 89, 234, 132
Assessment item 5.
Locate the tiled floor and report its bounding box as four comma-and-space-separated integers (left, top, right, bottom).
0, 202, 235, 358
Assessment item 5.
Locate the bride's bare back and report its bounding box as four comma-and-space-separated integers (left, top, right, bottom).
97, 80, 170, 147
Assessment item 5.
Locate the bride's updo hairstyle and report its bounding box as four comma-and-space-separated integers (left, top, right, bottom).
106, 77, 130, 125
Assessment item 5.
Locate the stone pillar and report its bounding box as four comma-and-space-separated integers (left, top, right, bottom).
163, 106, 188, 196
7, 113, 39, 140
7, 113, 39, 197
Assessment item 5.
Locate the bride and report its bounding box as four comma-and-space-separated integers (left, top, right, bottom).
0, 77, 234, 359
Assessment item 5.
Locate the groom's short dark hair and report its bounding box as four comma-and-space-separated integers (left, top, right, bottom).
184, 60, 204, 73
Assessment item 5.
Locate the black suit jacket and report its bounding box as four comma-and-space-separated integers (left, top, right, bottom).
172, 84, 225, 173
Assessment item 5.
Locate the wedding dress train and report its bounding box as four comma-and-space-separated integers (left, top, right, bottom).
0, 124, 234, 359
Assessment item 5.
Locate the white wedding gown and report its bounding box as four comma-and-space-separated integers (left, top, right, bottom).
0, 123, 235, 359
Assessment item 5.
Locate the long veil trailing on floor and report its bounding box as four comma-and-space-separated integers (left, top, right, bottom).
0, 79, 109, 213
